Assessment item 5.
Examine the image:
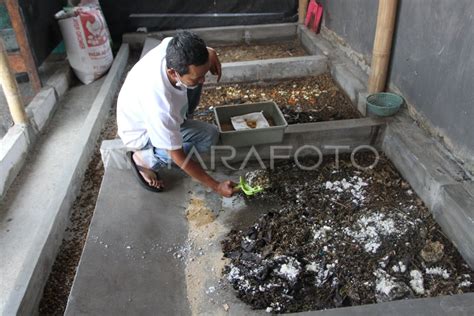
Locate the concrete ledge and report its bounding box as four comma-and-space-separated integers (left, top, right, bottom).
285, 117, 388, 133
382, 113, 467, 210
0, 66, 72, 201
298, 25, 334, 57
298, 25, 368, 110
383, 112, 473, 269
331, 63, 367, 105
45, 65, 73, 98
298, 293, 474, 316
432, 184, 474, 268
123, 23, 298, 49
26, 87, 57, 132
101, 117, 386, 169
320, 27, 372, 76
329, 40, 369, 104
192, 23, 298, 46
206, 55, 328, 84
0, 125, 30, 199
220, 119, 385, 164
0, 44, 130, 315
357, 91, 369, 116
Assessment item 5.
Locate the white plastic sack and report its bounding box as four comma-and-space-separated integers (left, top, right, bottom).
231, 112, 270, 130
56, 7, 113, 84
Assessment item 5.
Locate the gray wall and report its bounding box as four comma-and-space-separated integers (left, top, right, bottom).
19, 0, 65, 66
319, 0, 474, 170
101, 0, 297, 42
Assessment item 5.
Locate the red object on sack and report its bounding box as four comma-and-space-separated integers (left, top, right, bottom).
305, 0, 324, 33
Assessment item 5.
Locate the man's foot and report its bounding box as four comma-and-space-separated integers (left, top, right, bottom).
132, 151, 164, 189
129, 151, 164, 190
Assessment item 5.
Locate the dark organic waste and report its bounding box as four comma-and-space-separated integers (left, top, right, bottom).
221, 153, 473, 313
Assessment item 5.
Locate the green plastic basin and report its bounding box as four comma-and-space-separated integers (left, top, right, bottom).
366, 92, 404, 117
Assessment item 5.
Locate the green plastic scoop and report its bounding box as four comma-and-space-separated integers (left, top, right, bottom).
235, 176, 264, 196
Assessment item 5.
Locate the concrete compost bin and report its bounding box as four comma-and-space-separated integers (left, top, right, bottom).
214, 101, 288, 147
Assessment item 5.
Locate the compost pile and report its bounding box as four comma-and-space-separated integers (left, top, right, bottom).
221, 153, 473, 313
196, 73, 360, 124
216, 40, 307, 63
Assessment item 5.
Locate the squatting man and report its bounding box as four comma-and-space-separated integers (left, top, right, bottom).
117, 31, 236, 197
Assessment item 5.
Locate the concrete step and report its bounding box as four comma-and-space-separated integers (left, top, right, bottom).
0, 45, 129, 315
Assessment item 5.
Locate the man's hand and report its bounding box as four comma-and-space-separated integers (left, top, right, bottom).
169, 148, 237, 197
207, 47, 222, 82
215, 180, 238, 198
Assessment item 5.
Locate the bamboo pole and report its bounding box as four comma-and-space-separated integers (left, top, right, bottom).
368, 0, 399, 93
299, 0, 309, 24
0, 38, 27, 124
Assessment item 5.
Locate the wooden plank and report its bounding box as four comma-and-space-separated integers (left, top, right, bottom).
6, 51, 26, 72
5, 0, 41, 93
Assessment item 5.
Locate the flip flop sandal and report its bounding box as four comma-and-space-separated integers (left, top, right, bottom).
126, 151, 164, 192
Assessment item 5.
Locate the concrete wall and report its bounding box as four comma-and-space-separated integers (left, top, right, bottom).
318, 0, 474, 172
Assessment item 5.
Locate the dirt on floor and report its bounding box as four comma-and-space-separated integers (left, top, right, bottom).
195, 73, 361, 125
216, 41, 307, 63
221, 153, 473, 313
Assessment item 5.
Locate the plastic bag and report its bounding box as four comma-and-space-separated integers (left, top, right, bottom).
56, 6, 113, 84
231, 112, 270, 130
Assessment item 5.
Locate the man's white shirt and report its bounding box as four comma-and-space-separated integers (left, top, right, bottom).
117, 37, 188, 150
